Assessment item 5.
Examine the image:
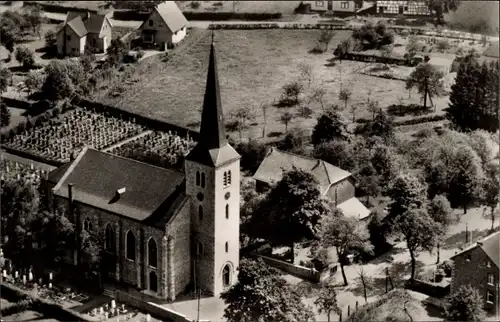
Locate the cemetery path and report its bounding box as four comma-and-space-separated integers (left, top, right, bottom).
101, 130, 152, 152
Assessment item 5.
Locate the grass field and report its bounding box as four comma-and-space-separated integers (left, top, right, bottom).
99, 29, 451, 141
177, 0, 300, 14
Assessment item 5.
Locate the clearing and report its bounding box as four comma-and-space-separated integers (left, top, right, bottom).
98, 29, 455, 142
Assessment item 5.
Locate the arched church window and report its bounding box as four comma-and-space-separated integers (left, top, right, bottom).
222, 264, 231, 287
105, 224, 115, 253
197, 241, 204, 257
225, 204, 229, 219
201, 172, 206, 188
126, 230, 136, 261
225, 242, 228, 253
148, 238, 157, 268
223, 172, 227, 186
198, 205, 203, 222
84, 218, 92, 231
196, 171, 200, 186
227, 170, 232, 185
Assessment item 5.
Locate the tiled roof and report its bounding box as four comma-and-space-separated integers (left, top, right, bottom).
66, 16, 88, 37
155, 1, 188, 33
85, 13, 106, 34
337, 197, 371, 220
49, 147, 186, 223
253, 148, 352, 195
451, 231, 500, 268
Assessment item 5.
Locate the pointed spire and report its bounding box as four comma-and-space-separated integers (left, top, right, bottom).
198, 33, 226, 150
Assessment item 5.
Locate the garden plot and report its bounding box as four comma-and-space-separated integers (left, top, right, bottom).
2, 108, 147, 163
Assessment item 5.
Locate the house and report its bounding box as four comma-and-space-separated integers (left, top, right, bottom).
138, 1, 188, 50
376, 0, 430, 16
253, 148, 370, 220
56, 11, 113, 56
450, 232, 500, 315
309, 0, 375, 15
46, 38, 241, 299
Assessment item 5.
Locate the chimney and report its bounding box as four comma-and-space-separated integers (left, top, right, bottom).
68, 183, 74, 217
477, 241, 483, 246
116, 187, 126, 195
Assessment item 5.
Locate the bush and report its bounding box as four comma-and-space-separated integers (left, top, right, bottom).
352, 21, 395, 50
15, 46, 35, 68
44, 29, 57, 51
236, 140, 269, 173
436, 39, 450, 53
1, 102, 11, 128
278, 130, 306, 154
438, 260, 453, 277
190, 1, 200, 9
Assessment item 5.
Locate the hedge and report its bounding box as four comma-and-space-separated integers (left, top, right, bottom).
113, 10, 282, 21
394, 114, 447, 126
23, 1, 100, 14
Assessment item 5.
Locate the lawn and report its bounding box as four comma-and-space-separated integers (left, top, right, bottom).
177, 0, 300, 15
99, 29, 450, 142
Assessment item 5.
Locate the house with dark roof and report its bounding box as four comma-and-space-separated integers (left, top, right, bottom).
138, 1, 188, 50
450, 231, 500, 315
253, 148, 370, 220
56, 11, 113, 56
46, 36, 241, 300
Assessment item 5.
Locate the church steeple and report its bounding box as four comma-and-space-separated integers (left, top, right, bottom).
185, 33, 240, 168
199, 33, 226, 150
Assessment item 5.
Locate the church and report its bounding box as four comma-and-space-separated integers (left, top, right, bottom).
45, 37, 241, 300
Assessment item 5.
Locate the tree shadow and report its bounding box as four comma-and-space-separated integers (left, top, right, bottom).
324, 57, 338, 67
272, 99, 297, 108
368, 246, 406, 265
423, 302, 445, 319
267, 131, 283, 138
186, 121, 200, 129
292, 280, 323, 298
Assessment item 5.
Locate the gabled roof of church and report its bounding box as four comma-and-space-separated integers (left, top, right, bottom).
185, 35, 240, 167
48, 147, 186, 223
253, 148, 352, 195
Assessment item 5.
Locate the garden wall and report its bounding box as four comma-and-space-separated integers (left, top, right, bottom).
78, 99, 199, 141
248, 253, 320, 283
0, 282, 99, 322
115, 290, 198, 322
404, 279, 451, 298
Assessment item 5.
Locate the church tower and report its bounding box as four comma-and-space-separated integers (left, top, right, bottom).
184, 34, 241, 296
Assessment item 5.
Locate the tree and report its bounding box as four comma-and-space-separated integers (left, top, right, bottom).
314, 140, 357, 172
352, 21, 394, 50
357, 109, 395, 144
0, 67, 11, 94
261, 103, 268, 138
1, 102, 11, 128
367, 210, 390, 255
446, 57, 498, 132
314, 284, 341, 322
370, 144, 397, 188
338, 88, 351, 111
386, 173, 428, 225
281, 81, 304, 106
311, 108, 350, 146
310, 87, 326, 112
15, 46, 35, 68
25, 5, 44, 38
231, 106, 254, 140
278, 130, 306, 155
320, 212, 373, 286
34, 210, 76, 264
44, 29, 57, 51
380, 45, 393, 66
0, 11, 23, 53
426, 0, 461, 25
356, 165, 381, 203
24, 70, 44, 95
249, 169, 325, 263
405, 36, 419, 59
436, 39, 450, 53
236, 139, 268, 173
367, 100, 379, 120
107, 37, 126, 66
280, 112, 293, 133
41, 60, 89, 101
406, 63, 444, 111
298, 63, 313, 88
482, 164, 499, 231
221, 258, 315, 322
319, 30, 335, 52
445, 285, 486, 322
392, 207, 442, 280
80, 227, 105, 288
349, 104, 358, 123
427, 195, 453, 263
357, 266, 371, 303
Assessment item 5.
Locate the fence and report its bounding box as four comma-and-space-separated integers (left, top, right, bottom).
115, 290, 197, 322
248, 253, 321, 283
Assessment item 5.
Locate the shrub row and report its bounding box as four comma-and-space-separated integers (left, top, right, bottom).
113, 10, 282, 21
23, 1, 100, 14
394, 114, 447, 126
0, 283, 98, 322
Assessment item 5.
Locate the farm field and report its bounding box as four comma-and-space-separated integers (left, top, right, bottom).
99, 29, 454, 142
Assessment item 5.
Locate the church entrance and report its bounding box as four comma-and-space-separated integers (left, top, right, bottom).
149, 271, 157, 293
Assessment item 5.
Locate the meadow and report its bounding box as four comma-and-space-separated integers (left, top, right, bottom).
99, 29, 448, 142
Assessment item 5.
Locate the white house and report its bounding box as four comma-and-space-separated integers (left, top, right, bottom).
376, 0, 430, 16
139, 1, 188, 50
